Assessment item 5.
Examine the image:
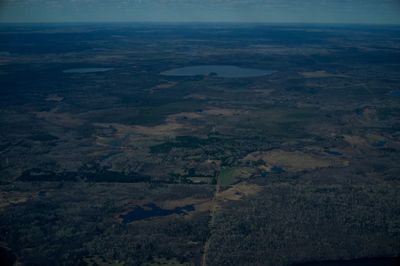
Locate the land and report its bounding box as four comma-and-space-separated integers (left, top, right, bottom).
0, 23, 399, 266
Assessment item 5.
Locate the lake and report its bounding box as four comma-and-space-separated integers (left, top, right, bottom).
63, 68, 114, 73
120, 203, 195, 224
161, 65, 274, 78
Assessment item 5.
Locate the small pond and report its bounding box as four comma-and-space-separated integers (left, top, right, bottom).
324, 150, 343, 156
271, 165, 285, 174
388, 90, 400, 97
161, 65, 274, 78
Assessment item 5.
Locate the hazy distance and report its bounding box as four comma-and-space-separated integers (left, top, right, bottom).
0, 0, 400, 25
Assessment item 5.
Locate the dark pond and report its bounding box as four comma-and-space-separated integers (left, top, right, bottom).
0, 247, 16, 266
271, 165, 285, 174
295, 257, 400, 266
388, 90, 400, 97
161, 65, 274, 78
324, 150, 343, 156
372, 140, 386, 148
63, 68, 114, 73
121, 203, 195, 224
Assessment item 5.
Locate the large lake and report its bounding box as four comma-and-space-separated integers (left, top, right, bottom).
63, 68, 114, 73
161, 65, 274, 78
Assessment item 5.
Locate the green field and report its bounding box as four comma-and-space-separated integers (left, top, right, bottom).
218, 167, 240, 186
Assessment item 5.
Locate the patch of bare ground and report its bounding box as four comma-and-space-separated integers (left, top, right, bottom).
243, 150, 348, 172
151, 82, 177, 90
45, 94, 64, 102
116, 197, 212, 224
300, 71, 347, 78
216, 183, 262, 204
248, 45, 334, 56
34, 111, 84, 128
96, 107, 245, 141
0, 191, 36, 209
132, 120, 188, 137
202, 107, 247, 116
183, 94, 209, 100
342, 133, 388, 148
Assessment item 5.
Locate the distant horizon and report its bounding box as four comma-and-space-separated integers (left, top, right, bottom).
1, 0, 399, 25
1, 21, 400, 27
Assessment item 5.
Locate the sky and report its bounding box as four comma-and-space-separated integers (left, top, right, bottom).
0, 0, 400, 24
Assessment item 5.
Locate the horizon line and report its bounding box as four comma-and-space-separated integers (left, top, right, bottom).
1, 20, 400, 27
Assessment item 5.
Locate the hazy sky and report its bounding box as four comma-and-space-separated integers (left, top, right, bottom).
0, 0, 400, 24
